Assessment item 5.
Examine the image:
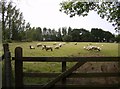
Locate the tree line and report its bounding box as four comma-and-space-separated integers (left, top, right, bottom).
1, 1, 120, 43
15, 26, 120, 42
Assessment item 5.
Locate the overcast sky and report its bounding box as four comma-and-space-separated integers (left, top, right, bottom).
13, 0, 117, 34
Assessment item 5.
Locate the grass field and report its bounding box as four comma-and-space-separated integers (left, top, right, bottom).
8, 42, 119, 85
9, 41, 118, 57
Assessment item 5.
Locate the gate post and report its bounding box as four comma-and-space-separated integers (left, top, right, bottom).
15, 47, 23, 88
62, 61, 66, 88
4, 51, 12, 88
3, 44, 12, 88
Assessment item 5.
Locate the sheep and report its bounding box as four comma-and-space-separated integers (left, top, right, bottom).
91, 46, 101, 51
83, 45, 101, 51
29, 45, 35, 49
42, 44, 46, 50
84, 46, 93, 50
42, 45, 53, 51
37, 43, 42, 47
54, 46, 59, 49
53, 42, 57, 45
59, 43, 62, 47
74, 42, 77, 45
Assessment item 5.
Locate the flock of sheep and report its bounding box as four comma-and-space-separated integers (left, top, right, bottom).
29, 42, 66, 51
29, 42, 102, 51
83, 44, 102, 51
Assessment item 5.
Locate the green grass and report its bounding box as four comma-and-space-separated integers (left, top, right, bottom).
9, 42, 118, 57
8, 42, 119, 85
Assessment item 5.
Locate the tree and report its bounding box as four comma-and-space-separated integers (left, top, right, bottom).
57, 28, 62, 41
50, 29, 57, 41
79, 28, 91, 42
71, 28, 81, 42
91, 28, 114, 42
36, 27, 42, 41
91, 28, 104, 42
103, 31, 115, 42
60, 1, 120, 31
62, 27, 67, 36
2, 1, 26, 41
25, 22, 31, 41
68, 27, 72, 35
115, 34, 120, 42
62, 35, 72, 42
2, 1, 6, 40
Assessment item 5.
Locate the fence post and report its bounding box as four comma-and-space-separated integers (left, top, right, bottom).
3, 43, 12, 88
15, 47, 23, 88
4, 51, 12, 88
62, 61, 66, 87
3, 44, 9, 52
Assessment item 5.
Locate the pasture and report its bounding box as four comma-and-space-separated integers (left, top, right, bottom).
8, 42, 119, 85
9, 42, 118, 57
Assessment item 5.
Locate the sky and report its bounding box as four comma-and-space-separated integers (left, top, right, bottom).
13, 0, 117, 34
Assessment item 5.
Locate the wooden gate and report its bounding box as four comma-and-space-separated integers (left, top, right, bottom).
12, 47, 120, 89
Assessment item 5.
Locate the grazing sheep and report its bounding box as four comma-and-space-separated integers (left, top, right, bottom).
74, 42, 77, 45
42, 44, 46, 50
54, 46, 59, 49
42, 45, 53, 51
83, 45, 101, 51
30, 45, 35, 49
84, 46, 92, 50
53, 42, 57, 45
59, 43, 62, 47
37, 43, 42, 47
91, 46, 101, 51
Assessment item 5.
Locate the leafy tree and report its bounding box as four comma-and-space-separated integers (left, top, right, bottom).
68, 27, 72, 35
79, 28, 91, 42
91, 28, 104, 42
25, 22, 31, 41
43, 27, 47, 35
62, 35, 72, 42
60, 1, 120, 31
115, 34, 120, 42
91, 28, 114, 42
103, 31, 115, 42
2, 1, 26, 41
57, 28, 62, 41
62, 27, 67, 36
71, 29, 81, 41
50, 29, 57, 41
35, 27, 42, 41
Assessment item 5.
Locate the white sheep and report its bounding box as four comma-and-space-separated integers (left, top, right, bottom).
42, 45, 53, 51
83, 45, 101, 51
54, 46, 59, 49
59, 43, 62, 47
74, 42, 77, 45
42, 44, 46, 50
53, 42, 57, 45
91, 46, 101, 51
29, 45, 35, 49
37, 43, 42, 47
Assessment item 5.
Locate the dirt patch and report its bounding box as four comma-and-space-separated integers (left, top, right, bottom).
67, 62, 120, 85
